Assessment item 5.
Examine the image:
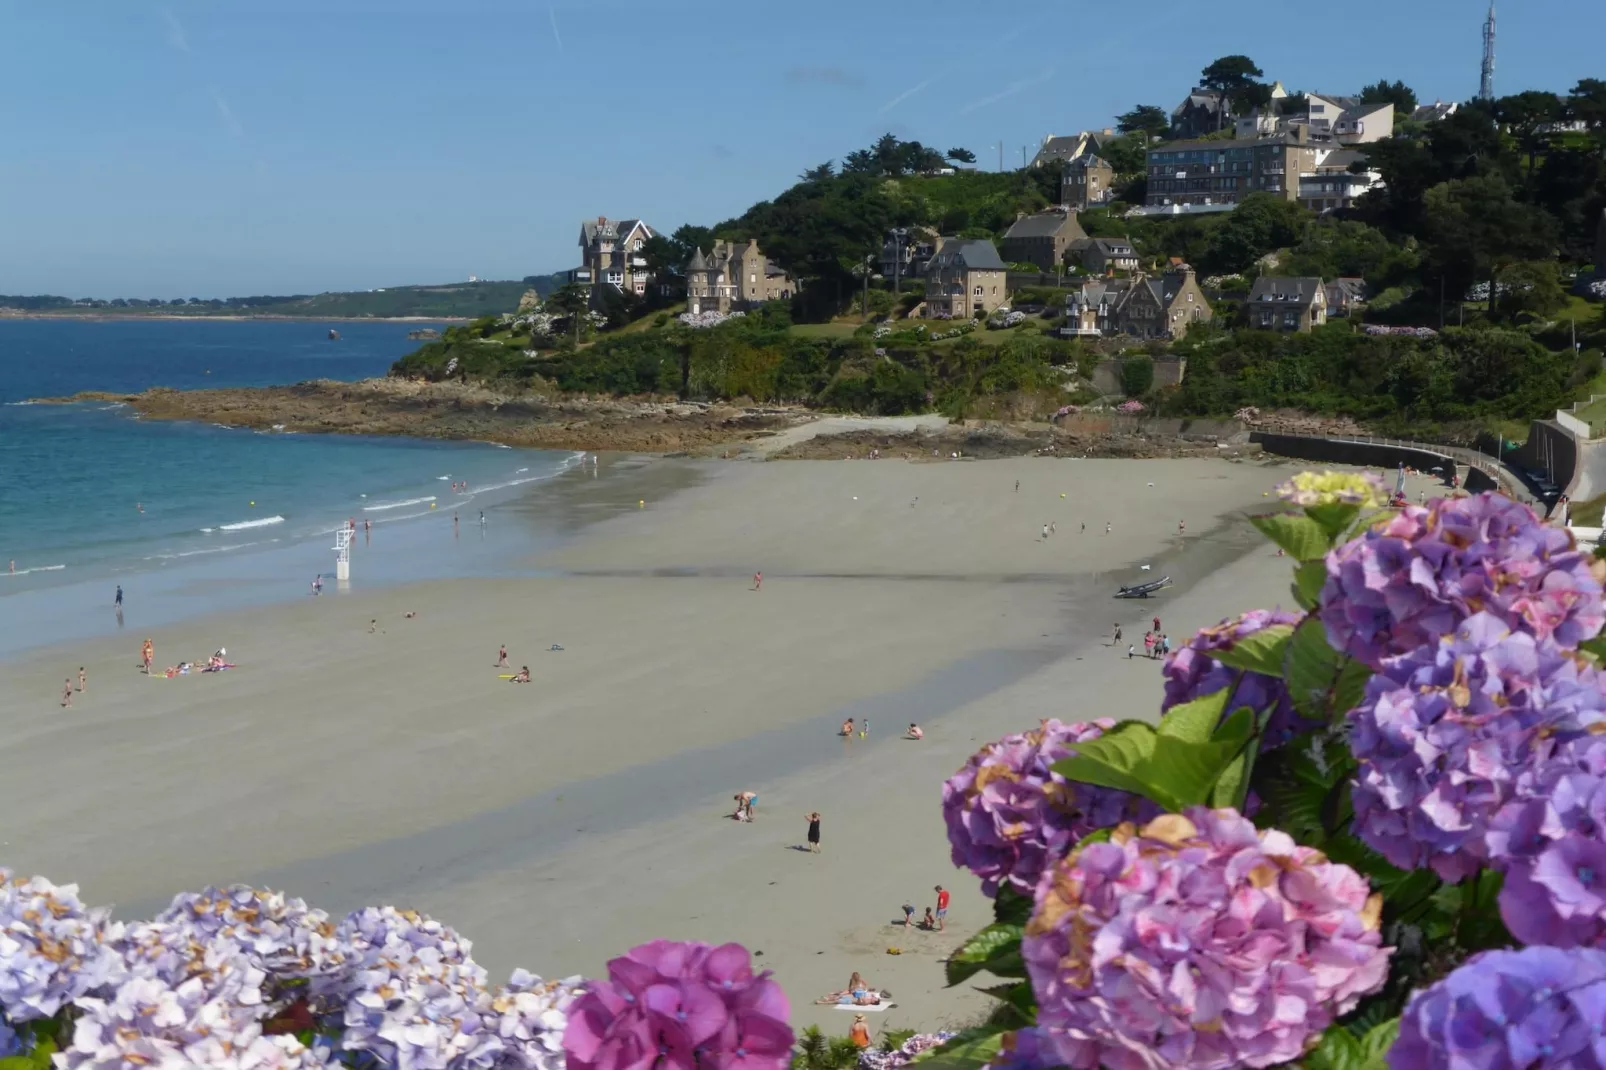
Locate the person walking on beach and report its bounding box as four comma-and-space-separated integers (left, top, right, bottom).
1042, 523, 1049, 540
1178, 519, 1186, 536
1080, 521, 1085, 534
1143, 632, 1155, 659
805, 811, 822, 852
61, 679, 73, 709
114, 585, 123, 608
369, 619, 378, 634
142, 639, 153, 675
497, 645, 508, 667
935, 885, 950, 931
1112, 623, 1122, 645
1014, 480, 1019, 493
77, 667, 85, 693
752, 571, 762, 591
1104, 522, 1112, 535
860, 718, 869, 740
1152, 616, 1160, 633
310, 574, 322, 596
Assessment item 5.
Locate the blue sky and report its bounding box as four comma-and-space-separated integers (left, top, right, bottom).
0, 0, 1599, 298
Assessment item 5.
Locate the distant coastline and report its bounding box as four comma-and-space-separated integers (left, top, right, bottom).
0, 312, 465, 323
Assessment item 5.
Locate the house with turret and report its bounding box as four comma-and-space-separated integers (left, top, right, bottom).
684, 240, 796, 315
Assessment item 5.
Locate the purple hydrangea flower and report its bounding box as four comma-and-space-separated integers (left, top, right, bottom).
1489, 734, 1606, 947
1321, 492, 1604, 669
485, 968, 586, 1070
942, 720, 1162, 897
860, 1031, 958, 1070
1349, 612, 1606, 881
150, 886, 350, 986
57, 955, 321, 1070
0, 870, 124, 1023
1162, 610, 1314, 746
1023, 809, 1391, 1070
562, 940, 793, 1070
335, 906, 503, 1069
1390, 946, 1606, 1069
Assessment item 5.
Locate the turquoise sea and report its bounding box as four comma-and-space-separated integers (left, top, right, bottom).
0, 319, 582, 656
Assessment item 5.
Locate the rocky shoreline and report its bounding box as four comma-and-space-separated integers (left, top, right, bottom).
34, 379, 807, 454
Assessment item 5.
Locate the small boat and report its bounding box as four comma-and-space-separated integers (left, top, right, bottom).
328, 329, 341, 340
1115, 576, 1172, 599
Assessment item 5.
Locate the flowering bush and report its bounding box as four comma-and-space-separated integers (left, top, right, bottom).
1320, 492, 1604, 668
942, 720, 1160, 897
1276, 470, 1387, 509
1023, 810, 1390, 1070
562, 940, 792, 1070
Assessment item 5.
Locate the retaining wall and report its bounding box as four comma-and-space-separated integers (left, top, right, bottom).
1248, 433, 1459, 479
1089, 358, 1187, 396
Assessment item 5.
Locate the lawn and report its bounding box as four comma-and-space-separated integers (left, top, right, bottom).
790, 322, 863, 340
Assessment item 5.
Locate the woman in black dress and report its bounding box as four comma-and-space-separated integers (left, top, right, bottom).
805, 811, 821, 853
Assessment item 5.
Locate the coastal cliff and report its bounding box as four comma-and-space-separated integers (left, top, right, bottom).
39, 378, 801, 454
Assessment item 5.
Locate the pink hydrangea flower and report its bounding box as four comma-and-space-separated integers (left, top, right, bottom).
1023, 809, 1391, 1070
563, 940, 792, 1070
942, 721, 1161, 897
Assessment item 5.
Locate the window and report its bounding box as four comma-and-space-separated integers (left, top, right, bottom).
749, 274, 756, 284
607, 271, 623, 285
632, 239, 643, 251
973, 285, 983, 297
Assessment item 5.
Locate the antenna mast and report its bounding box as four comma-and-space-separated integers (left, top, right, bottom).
1479, 3, 1496, 101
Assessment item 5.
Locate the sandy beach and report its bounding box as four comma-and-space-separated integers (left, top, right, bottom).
0, 454, 1438, 1034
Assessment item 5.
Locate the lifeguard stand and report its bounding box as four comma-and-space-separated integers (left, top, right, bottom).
334, 526, 352, 581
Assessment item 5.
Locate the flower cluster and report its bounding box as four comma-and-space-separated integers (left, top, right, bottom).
1115, 399, 1145, 414
1276, 469, 1388, 509
145, 886, 348, 986
562, 940, 793, 1070
1161, 610, 1311, 747
984, 1028, 1051, 1070
1023, 809, 1390, 1070
942, 720, 1160, 897
1390, 946, 1606, 1069
0, 870, 123, 1023
1348, 613, 1606, 881
486, 969, 586, 1070
1489, 735, 1606, 948
1321, 492, 1604, 668
859, 1031, 958, 1070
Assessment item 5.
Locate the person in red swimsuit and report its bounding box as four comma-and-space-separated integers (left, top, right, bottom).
934, 885, 950, 931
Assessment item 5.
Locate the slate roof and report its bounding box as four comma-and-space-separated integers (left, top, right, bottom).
931, 239, 1006, 272
1248, 277, 1325, 306
1003, 212, 1085, 241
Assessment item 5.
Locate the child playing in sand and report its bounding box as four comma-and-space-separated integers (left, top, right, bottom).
902, 904, 915, 927
61, 679, 73, 709
921, 907, 936, 930
905, 723, 923, 740
840, 718, 854, 737
511, 666, 531, 683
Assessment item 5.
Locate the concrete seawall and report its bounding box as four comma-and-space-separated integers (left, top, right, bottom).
1247, 432, 1525, 501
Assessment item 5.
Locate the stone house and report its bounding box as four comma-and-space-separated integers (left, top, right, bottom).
684, 240, 796, 315
1071, 237, 1141, 274
1062, 265, 1213, 340
1247, 277, 1328, 332
569, 217, 656, 295
1061, 154, 1115, 209
1029, 130, 1110, 169
923, 239, 1008, 319
1000, 210, 1086, 272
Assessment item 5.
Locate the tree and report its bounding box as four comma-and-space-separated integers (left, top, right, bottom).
1495, 91, 1565, 177
546, 282, 592, 343
1423, 174, 1556, 318
1496, 260, 1568, 321
1201, 193, 1310, 275
946, 147, 976, 164
799, 161, 835, 182
639, 235, 684, 294
1358, 79, 1418, 118
1199, 55, 1265, 126
1115, 105, 1169, 143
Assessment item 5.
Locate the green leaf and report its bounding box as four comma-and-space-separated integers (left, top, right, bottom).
946, 923, 1024, 985
975, 981, 1036, 1025
1148, 732, 1254, 810
1250, 512, 1333, 561
0, 1058, 34, 1070
1578, 636, 1606, 662
992, 886, 1032, 927
25, 1038, 55, 1070
1359, 1019, 1400, 1070
1207, 707, 1262, 809
1332, 660, 1373, 721
1306, 502, 1362, 539
1288, 617, 1346, 719
1053, 722, 1158, 797
1303, 1026, 1363, 1070
1210, 624, 1296, 676
1157, 690, 1231, 743
1293, 561, 1327, 610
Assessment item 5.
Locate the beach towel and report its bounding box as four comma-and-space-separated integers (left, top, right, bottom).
201, 663, 236, 672
834, 993, 894, 1011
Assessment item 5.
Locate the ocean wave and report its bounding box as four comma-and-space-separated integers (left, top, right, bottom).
212, 515, 286, 532
4, 400, 39, 406
144, 543, 256, 561
364, 496, 436, 512
5, 564, 66, 575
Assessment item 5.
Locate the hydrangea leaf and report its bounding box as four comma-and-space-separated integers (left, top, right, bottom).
1293, 560, 1327, 610
991, 886, 1032, 927
1358, 1019, 1400, 1070
909, 1032, 1003, 1070
1207, 709, 1262, 810
1156, 690, 1231, 743
1579, 635, 1606, 662
974, 982, 1035, 1026
1288, 617, 1349, 719
945, 923, 1025, 985
1052, 723, 1158, 799
1305, 502, 1363, 539
1250, 512, 1333, 561
0, 1058, 34, 1070
1299, 1025, 1363, 1070
1208, 623, 1295, 676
